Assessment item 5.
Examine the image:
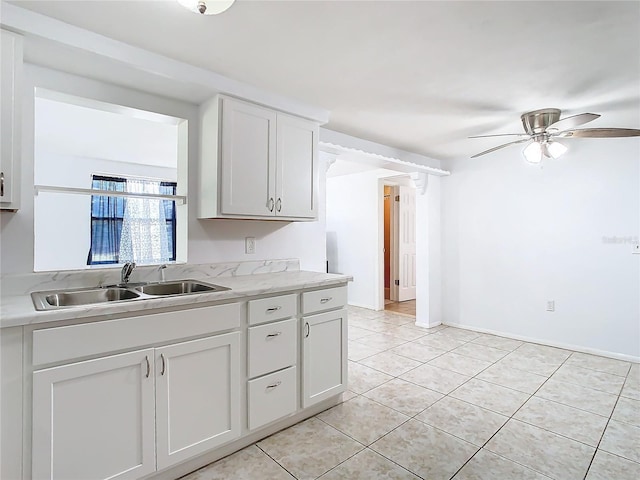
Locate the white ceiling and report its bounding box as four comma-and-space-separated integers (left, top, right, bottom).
7, 0, 640, 161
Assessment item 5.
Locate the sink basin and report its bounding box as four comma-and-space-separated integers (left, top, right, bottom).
32, 287, 140, 310
134, 280, 230, 296
31, 280, 231, 310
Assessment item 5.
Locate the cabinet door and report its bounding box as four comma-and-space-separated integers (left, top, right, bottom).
220, 97, 276, 216
275, 114, 318, 219
155, 332, 240, 470
301, 309, 348, 408
0, 29, 22, 209
32, 349, 156, 480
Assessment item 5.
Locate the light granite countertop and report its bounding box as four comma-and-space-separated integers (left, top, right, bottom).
1, 265, 351, 329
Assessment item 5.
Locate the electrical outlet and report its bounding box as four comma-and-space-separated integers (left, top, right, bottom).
633, 244, 640, 255
546, 300, 555, 312
245, 237, 255, 254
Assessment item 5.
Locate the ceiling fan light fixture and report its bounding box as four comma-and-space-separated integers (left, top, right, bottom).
177, 0, 235, 15
545, 141, 568, 159
523, 141, 543, 164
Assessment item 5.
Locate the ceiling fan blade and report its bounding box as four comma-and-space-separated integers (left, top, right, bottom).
555, 128, 640, 138
469, 133, 530, 139
546, 113, 600, 133
470, 139, 530, 158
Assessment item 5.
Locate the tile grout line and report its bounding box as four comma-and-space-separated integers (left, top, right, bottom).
254, 443, 303, 480
313, 412, 425, 479
446, 352, 575, 480
352, 324, 639, 479
580, 362, 638, 479
352, 316, 639, 479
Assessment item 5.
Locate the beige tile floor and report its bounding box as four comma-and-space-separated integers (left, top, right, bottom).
182, 306, 640, 480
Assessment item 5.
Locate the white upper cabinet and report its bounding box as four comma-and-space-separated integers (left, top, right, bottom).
220, 99, 276, 217
276, 113, 317, 218
199, 95, 318, 221
0, 29, 23, 210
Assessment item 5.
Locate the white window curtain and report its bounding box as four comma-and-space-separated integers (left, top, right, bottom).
119, 178, 171, 264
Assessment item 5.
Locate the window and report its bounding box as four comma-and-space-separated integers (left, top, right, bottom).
87, 175, 177, 265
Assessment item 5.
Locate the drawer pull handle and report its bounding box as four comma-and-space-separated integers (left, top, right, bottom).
266, 332, 282, 338
276, 198, 282, 212
160, 354, 166, 376
268, 197, 275, 212
305, 322, 310, 338
266, 306, 282, 312
320, 297, 333, 304
266, 381, 282, 390
145, 356, 150, 378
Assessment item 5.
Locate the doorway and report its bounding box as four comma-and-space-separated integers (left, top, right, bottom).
382, 181, 416, 316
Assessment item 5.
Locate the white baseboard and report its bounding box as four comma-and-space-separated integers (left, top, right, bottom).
415, 320, 442, 329
347, 301, 381, 311
444, 322, 640, 364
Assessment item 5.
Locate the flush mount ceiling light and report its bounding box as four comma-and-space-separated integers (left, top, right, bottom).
469, 108, 640, 165
177, 0, 235, 15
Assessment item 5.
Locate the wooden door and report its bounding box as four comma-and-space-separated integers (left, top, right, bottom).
397, 185, 417, 301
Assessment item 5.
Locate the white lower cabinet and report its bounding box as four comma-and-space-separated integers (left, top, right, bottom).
32, 349, 157, 480
27, 285, 348, 480
302, 308, 348, 408
156, 332, 240, 469
247, 366, 297, 430
32, 332, 241, 480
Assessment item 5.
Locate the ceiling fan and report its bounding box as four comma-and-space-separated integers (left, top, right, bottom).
470, 108, 640, 164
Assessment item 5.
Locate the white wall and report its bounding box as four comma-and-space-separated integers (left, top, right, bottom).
326, 168, 416, 309
415, 175, 442, 327
34, 153, 177, 271
0, 64, 327, 276
33, 96, 180, 271
441, 140, 640, 359
326, 169, 383, 308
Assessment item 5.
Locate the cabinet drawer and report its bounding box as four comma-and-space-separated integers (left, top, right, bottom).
248, 366, 297, 430
33, 303, 241, 367
248, 318, 297, 378
248, 294, 297, 326
302, 286, 347, 315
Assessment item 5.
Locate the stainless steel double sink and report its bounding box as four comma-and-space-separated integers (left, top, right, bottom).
31, 280, 231, 311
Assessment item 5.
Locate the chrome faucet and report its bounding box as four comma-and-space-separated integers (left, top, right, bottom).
121, 262, 136, 285
159, 264, 167, 282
